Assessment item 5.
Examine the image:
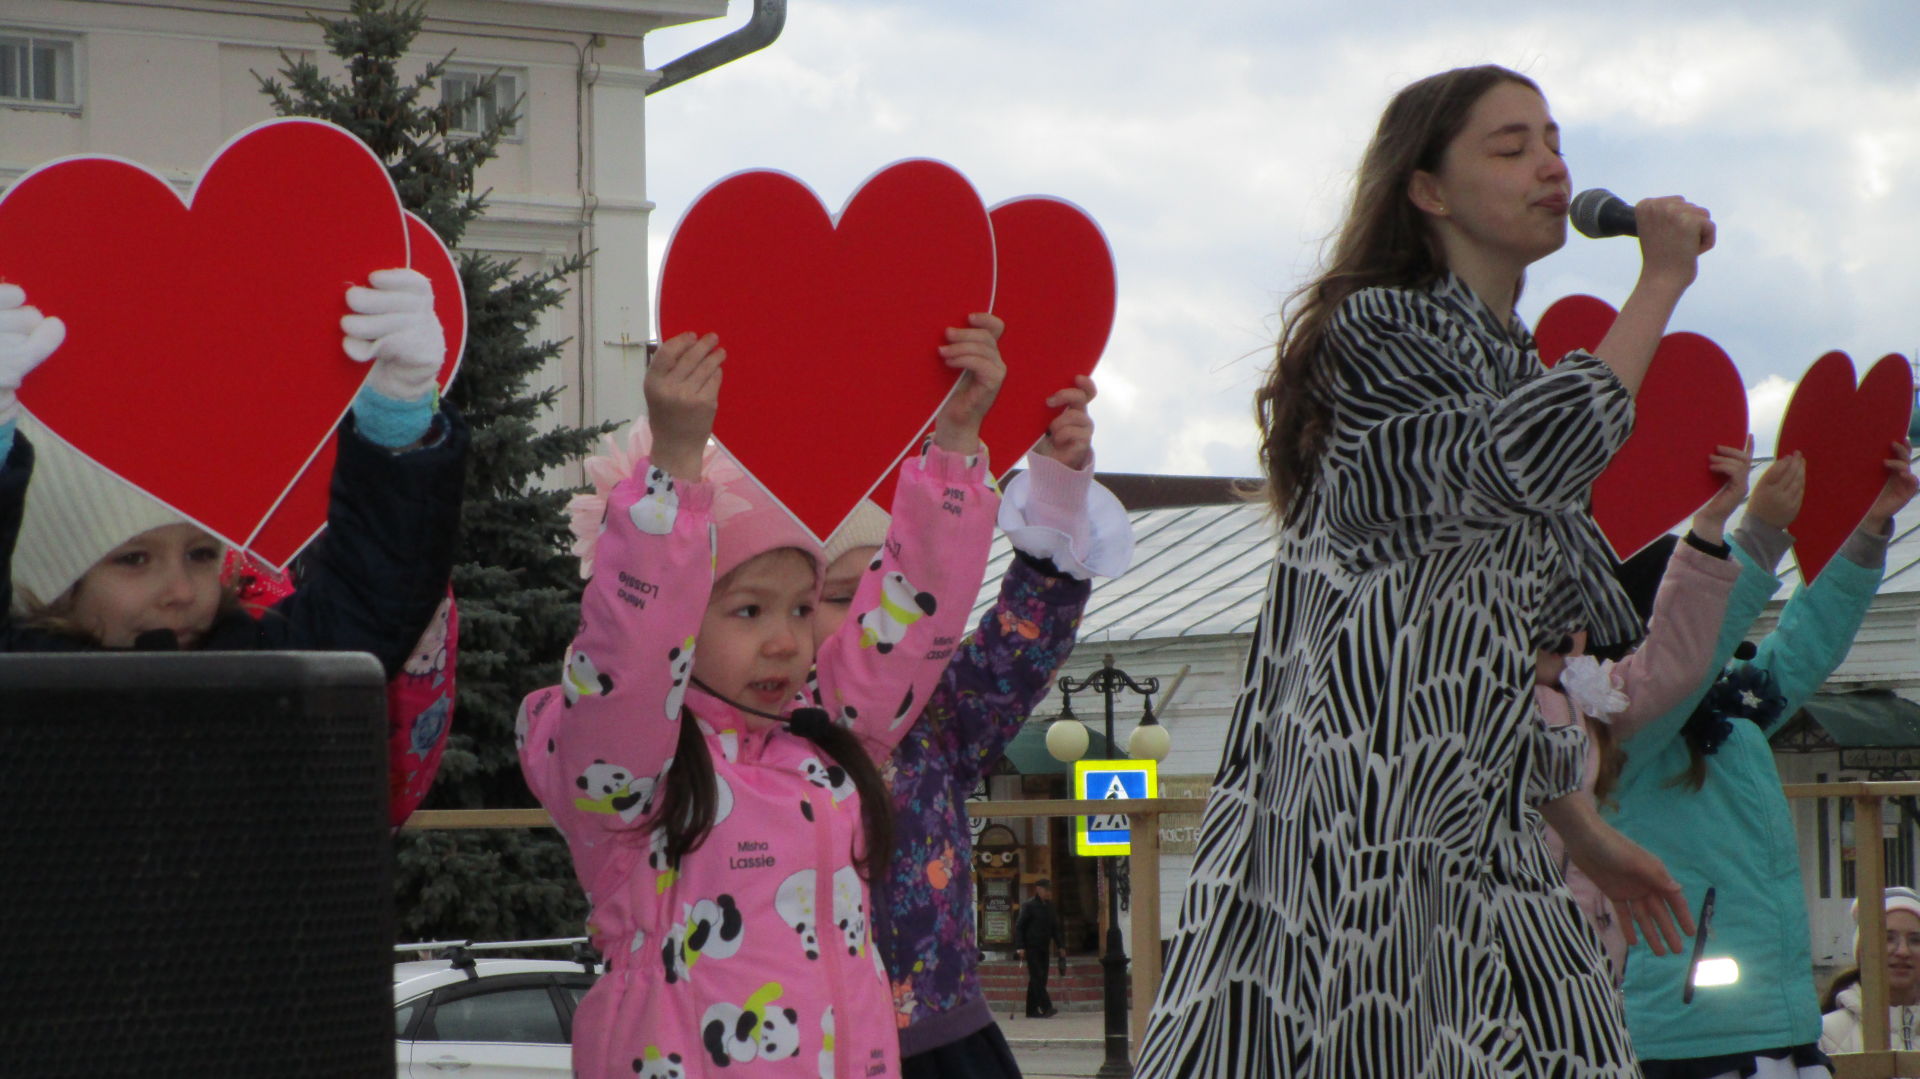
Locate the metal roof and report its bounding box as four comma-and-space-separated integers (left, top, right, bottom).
969, 502, 1277, 642
968, 481, 1920, 642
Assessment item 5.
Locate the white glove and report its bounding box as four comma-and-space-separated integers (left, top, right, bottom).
0, 283, 66, 419
341, 268, 443, 401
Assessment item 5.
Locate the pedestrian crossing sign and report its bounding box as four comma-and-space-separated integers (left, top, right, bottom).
1072, 759, 1157, 856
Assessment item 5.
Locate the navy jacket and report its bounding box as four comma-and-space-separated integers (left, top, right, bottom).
1, 409, 467, 677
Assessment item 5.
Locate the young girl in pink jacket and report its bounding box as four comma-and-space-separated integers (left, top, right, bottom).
519, 319, 1004, 1079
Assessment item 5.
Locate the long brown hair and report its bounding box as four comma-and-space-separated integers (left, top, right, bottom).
1255, 65, 1541, 520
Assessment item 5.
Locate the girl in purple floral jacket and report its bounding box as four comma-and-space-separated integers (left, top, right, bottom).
811, 376, 1134, 1078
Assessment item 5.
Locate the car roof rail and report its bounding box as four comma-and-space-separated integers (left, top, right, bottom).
394, 937, 601, 976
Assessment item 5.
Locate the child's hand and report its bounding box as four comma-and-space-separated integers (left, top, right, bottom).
933, 313, 1006, 455
1746, 452, 1805, 531
646, 331, 724, 480
342, 269, 444, 400
1689, 439, 1752, 546
1862, 439, 1917, 533
0, 283, 66, 417
1034, 375, 1098, 471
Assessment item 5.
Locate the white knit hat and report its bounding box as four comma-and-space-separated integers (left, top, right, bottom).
822, 499, 891, 567
1849, 885, 1920, 961
11, 413, 193, 611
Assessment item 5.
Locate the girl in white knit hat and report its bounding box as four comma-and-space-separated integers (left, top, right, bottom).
0, 270, 466, 675
1821, 886, 1920, 1060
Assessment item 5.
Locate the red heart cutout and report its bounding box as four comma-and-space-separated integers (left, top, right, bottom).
1776, 351, 1912, 581
657, 160, 995, 541
247, 212, 467, 566
0, 118, 408, 550
1535, 295, 1749, 559
868, 196, 1116, 511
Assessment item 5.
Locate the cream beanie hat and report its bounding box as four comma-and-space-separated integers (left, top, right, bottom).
823, 499, 891, 567
11, 413, 192, 611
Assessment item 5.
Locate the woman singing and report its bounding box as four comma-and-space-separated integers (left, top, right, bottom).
1138, 65, 1712, 1078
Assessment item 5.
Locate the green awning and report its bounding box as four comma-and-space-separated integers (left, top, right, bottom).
1801, 691, 1920, 747
999, 721, 1126, 775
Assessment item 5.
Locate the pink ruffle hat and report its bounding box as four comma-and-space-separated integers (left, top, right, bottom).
566, 420, 821, 585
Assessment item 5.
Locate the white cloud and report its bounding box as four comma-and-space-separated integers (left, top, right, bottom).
1746, 375, 1797, 457
641, 1, 1920, 477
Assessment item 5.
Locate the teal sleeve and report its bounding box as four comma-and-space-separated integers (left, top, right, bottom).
1617, 545, 1782, 769
349, 385, 436, 449
0, 417, 12, 462
1752, 554, 1882, 733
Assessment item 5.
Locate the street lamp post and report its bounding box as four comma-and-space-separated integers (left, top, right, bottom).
1055, 653, 1160, 1079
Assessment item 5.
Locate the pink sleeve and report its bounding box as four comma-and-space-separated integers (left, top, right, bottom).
1607, 541, 1741, 739
517, 463, 716, 872
813, 443, 999, 758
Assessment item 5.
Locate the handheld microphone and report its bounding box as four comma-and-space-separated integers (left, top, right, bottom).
1570, 188, 1639, 239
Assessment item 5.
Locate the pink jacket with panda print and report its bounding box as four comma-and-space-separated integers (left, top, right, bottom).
519, 445, 997, 1079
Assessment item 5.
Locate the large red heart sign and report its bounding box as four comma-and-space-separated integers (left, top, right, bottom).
0, 118, 408, 550
1776, 351, 1912, 581
1535, 295, 1748, 559
248, 211, 467, 566
868, 195, 1117, 512
657, 160, 996, 541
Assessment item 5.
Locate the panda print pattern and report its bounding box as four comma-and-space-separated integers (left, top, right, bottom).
564, 647, 615, 706
662, 895, 745, 984
701, 983, 802, 1067
632, 1046, 687, 1078
856, 564, 936, 655
798, 757, 856, 803
1137, 278, 1644, 1079
630, 466, 681, 535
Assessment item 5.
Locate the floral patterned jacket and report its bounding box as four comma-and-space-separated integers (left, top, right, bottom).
875, 552, 1090, 1057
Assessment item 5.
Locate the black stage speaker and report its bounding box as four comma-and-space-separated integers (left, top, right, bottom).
0, 652, 392, 1077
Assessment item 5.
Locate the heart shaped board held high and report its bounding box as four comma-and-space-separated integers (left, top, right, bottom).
247, 211, 467, 567
1534, 294, 1748, 560
1775, 350, 1913, 581
0, 117, 410, 552
867, 194, 1117, 515
656, 159, 996, 542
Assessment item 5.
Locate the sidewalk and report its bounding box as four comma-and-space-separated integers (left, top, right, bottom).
998, 1008, 1106, 1051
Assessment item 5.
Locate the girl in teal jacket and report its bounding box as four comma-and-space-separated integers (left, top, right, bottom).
1611, 443, 1915, 1077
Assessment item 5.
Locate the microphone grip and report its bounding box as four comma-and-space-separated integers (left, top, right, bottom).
1598, 198, 1638, 238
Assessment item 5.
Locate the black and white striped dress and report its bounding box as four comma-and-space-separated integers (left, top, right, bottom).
1138, 274, 1644, 1078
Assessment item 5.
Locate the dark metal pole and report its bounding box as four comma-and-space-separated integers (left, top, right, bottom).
1096, 662, 1131, 1078
1056, 653, 1157, 1078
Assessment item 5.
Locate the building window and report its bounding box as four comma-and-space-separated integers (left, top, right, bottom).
0, 33, 77, 107
442, 68, 523, 140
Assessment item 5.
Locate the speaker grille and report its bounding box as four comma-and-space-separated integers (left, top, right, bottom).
0, 652, 392, 1077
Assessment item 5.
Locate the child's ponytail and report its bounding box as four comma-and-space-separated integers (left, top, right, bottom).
649, 706, 894, 884
785, 708, 895, 885
653, 711, 720, 868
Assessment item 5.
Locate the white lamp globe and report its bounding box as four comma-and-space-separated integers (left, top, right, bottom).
1128, 721, 1171, 762
1046, 718, 1091, 762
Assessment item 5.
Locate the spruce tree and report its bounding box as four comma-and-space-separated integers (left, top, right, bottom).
257, 0, 610, 942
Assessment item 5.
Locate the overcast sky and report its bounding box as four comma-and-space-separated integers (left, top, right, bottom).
638, 1, 1920, 478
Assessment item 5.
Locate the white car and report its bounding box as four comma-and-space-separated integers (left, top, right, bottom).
394, 939, 600, 1078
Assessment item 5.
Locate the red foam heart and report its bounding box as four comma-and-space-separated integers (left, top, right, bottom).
1776, 351, 1912, 581
1, 118, 408, 550
1535, 295, 1749, 559
248, 212, 467, 566
868, 196, 1117, 512
657, 160, 996, 541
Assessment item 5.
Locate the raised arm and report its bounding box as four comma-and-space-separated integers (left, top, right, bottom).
518, 332, 724, 874
812, 315, 1005, 760
1605, 444, 1749, 738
